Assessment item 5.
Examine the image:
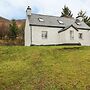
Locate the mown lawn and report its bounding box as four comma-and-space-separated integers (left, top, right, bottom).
0, 46, 90, 90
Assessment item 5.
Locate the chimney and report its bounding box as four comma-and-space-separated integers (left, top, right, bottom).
26, 6, 31, 16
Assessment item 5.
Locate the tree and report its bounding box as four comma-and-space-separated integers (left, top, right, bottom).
17, 22, 25, 45
61, 5, 73, 17
77, 10, 86, 19
18, 22, 25, 39
8, 19, 18, 39
77, 10, 90, 26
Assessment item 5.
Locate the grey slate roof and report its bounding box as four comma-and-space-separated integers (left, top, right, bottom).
29, 13, 90, 30
58, 25, 78, 33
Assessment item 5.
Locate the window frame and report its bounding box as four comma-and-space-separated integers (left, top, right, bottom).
42, 31, 48, 39
57, 20, 64, 24
38, 18, 44, 22
70, 30, 74, 40
79, 33, 83, 39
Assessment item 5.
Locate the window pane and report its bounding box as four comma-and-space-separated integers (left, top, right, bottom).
79, 33, 83, 39
42, 31, 47, 39
57, 20, 64, 24
38, 18, 44, 22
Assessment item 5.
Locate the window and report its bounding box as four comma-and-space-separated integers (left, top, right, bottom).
79, 33, 83, 39
75, 19, 81, 25
42, 31, 48, 39
70, 30, 74, 40
77, 22, 81, 25
57, 20, 64, 24
38, 18, 44, 22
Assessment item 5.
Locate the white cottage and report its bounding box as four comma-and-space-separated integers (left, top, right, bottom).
25, 6, 90, 46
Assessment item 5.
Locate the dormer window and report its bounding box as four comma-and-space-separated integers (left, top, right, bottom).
57, 20, 64, 24
76, 22, 81, 25
38, 18, 44, 22
75, 19, 81, 25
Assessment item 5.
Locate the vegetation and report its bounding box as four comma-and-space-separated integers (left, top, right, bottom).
8, 19, 18, 40
61, 5, 73, 17
0, 19, 25, 45
0, 23, 9, 39
77, 10, 90, 26
0, 46, 90, 90
60, 6, 90, 26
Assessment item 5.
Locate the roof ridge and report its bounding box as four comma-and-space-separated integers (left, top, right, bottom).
32, 13, 60, 18
32, 13, 75, 20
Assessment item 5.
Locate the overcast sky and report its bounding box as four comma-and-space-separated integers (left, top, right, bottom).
0, 0, 90, 19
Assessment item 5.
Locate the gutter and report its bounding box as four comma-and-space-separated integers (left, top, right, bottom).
29, 24, 65, 28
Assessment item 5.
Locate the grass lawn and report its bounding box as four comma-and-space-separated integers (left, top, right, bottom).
0, 46, 90, 90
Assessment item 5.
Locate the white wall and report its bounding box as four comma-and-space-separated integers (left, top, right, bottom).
78, 29, 90, 46
58, 31, 65, 44
31, 26, 62, 45
58, 27, 79, 44
65, 27, 79, 44
58, 27, 90, 46
25, 17, 31, 46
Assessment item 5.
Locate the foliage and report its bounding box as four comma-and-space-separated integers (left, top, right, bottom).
77, 10, 86, 19
17, 22, 25, 45
18, 22, 25, 39
77, 10, 90, 26
61, 5, 73, 17
0, 46, 90, 90
8, 19, 18, 40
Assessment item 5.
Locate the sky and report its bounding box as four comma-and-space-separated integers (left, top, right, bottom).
0, 0, 90, 19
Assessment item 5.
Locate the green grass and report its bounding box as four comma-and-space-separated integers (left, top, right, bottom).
0, 46, 90, 90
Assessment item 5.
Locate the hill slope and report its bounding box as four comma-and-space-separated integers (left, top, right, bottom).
0, 17, 10, 22
0, 46, 90, 90
0, 17, 10, 28
0, 16, 25, 29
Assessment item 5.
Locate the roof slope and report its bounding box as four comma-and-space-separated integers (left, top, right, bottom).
58, 25, 78, 33
29, 13, 90, 29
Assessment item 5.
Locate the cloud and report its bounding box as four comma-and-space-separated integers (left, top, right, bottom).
0, 0, 90, 19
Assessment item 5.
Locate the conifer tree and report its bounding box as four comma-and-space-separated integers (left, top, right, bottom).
77, 10, 90, 26
61, 5, 73, 17
9, 19, 18, 39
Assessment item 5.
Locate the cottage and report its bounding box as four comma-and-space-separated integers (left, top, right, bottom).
25, 6, 90, 46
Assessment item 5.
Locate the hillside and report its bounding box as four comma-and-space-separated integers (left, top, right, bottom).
0, 17, 10, 28
0, 16, 25, 29
0, 17, 10, 22
16, 19, 25, 28
0, 46, 90, 90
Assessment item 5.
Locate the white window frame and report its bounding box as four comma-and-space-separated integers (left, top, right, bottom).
79, 33, 83, 39
38, 18, 44, 22
57, 20, 64, 24
42, 31, 48, 39
70, 30, 74, 40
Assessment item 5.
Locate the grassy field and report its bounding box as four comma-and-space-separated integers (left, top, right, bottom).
0, 46, 90, 90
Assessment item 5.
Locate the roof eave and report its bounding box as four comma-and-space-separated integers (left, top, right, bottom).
77, 28, 90, 30
29, 24, 65, 28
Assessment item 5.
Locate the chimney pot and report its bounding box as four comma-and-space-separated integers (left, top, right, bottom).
26, 6, 31, 16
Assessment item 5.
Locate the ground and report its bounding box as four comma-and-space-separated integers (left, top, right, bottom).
0, 46, 90, 90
